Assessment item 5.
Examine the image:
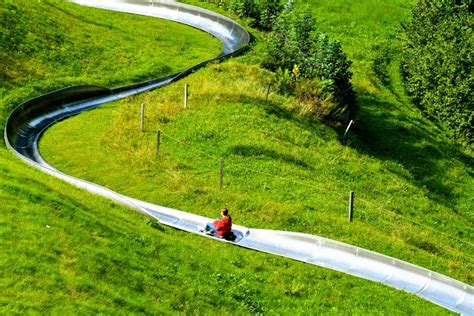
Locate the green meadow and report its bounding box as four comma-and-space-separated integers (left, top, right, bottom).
2, 0, 472, 313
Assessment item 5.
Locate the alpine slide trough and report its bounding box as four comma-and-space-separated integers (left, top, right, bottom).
4, 0, 473, 314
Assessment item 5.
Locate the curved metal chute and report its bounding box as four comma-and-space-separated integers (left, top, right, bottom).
4, 1, 472, 314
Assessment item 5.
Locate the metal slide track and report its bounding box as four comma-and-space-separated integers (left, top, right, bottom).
4, 1, 473, 314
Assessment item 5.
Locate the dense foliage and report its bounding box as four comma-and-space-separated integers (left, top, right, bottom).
213, 0, 282, 30
196, 0, 355, 123
400, 0, 473, 145
262, 10, 355, 123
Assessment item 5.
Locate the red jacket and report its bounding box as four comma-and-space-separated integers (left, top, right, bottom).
213, 216, 232, 236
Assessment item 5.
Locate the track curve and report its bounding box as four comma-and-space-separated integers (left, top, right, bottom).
4, 0, 473, 314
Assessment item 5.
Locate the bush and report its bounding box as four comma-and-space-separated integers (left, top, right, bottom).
292, 77, 339, 119
255, 0, 282, 31
262, 10, 316, 73
262, 9, 354, 122
206, 0, 282, 31
400, 0, 473, 145
228, 0, 258, 20
312, 34, 354, 109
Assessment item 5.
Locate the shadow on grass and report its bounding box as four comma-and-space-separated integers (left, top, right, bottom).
229, 144, 313, 170
1, 169, 98, 217
46, 2, 120, 31
351, 91, 474, 209
212, 92, 336, 143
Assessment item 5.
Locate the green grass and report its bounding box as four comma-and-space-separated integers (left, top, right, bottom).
41, 61, 474, 285
303, 0, 474, 228
1, 146, 449, 314
0, 0, 221, 127
2, 0, 472, 313
299, 0, 414, 84
42, 0, 473, 284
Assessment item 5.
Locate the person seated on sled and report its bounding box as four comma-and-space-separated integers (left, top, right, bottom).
204, 208, 232, 237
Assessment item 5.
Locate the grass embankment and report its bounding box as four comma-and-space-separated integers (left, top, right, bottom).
2, 0, 471, 314
2, 147, 447, 314
42, 61, 474, 285
0, 0, 220, 124
43, 0, 473, 277
41, 0, 473, 304
0, 1, 295, 314
2, 0, 439, 314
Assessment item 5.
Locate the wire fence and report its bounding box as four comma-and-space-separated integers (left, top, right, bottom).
357, 197, 474, 251
157, 129, 474, 252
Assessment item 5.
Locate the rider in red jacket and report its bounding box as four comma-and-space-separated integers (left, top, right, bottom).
202, 208, 232, 237
213, 208, 232, 236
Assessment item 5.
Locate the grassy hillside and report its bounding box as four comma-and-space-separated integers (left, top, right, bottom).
41, 61, 474, 285
1, 150, 448, 314
0, 0, 221, 126
41, 0, 473, 279
304, 0, 473, 213
2, 0, 471, 314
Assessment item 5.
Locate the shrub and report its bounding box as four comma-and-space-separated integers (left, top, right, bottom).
255, 0, 282, 31
262, 10, 316, 73
400, 0, 473, 145
228, 0, 258, 20
262, 9, 354, 122
204, 0, 282, 31
312, 34, 354, 109
292, 77, 338, 119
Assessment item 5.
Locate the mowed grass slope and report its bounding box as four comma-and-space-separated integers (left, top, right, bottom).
1, 0, 445, 314
1, 148, 448, 314
0, 0, 221, 125
42, 61, 474, 285
304, 0, 473, 219
3, 0, 471, 314
41, 0, 472, 292
0, 0, 291, 314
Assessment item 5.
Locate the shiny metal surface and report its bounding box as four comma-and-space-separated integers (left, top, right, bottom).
4, 1, 472, 314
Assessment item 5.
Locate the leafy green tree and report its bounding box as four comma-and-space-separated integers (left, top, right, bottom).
262, 10, 315, 74
313, 34, 354, 107
401, 0, 473, 145
255, 0, 282, 30
262, 9, 354, 121
228, 0, 258, 20
225, 0, 281, 30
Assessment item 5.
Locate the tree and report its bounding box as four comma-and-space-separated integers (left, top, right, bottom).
256, 0, 282, 31
262, 9, 354, 122
228, 0, 258, 20
401, 0, 473, 145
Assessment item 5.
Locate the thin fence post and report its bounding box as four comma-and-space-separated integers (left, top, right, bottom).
219, 158, 224, 190
341, 119, 354, 143
348, 191, 354, 222
156, 130, 161, 159
184, 83, 188, 108
140, 103, 145, 132
265, 83, 271, 102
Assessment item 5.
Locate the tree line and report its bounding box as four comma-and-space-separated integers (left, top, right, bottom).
401, 0, 473, 146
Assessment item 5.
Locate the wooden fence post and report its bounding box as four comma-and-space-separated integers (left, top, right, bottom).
348, 191, 354, 222
184, 83, 188, 108
140, 103, 145, 132
156, 130, 161, 159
